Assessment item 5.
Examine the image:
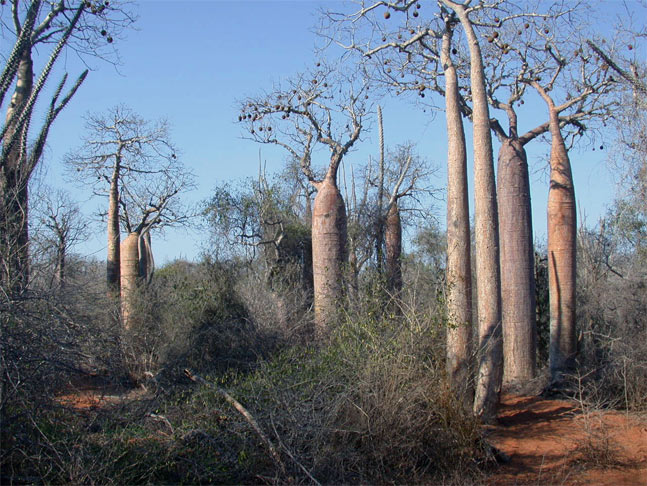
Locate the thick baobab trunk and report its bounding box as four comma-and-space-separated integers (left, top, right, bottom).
120, 232, 139, 329
497, 139, 537, 385
138, 231, 154, 284
107, 161, 121, 297
1, 50, 34, 294
385, 202, 402, 296
312, 176, 347, 334
546, 108, 577, 382
442, 24, 473, 407
445, 1, 503, 420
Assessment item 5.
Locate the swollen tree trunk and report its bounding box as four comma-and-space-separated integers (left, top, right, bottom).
546, 106, 577, 382
119, 230, 155, 328
497, 138, 537, 384
312, 175, 347, 335
443, 0, 503, 420
1, 49, 34, 294
107, 159, 121, 297
441, 23, 473, 408
138, 231, 154, 284
385, 202, 402, 296
120, 232, 139, 329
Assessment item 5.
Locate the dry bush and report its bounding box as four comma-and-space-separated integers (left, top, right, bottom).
120, 258, 265, 383
120, 256, 311, 386
169, 302, 488, 485
576, 225, 647, 411
566, 372, 626, 470
235, 260, 314, 344
1, 264, 124, 484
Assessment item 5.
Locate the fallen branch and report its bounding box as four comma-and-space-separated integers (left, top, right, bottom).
270, 416, 322, 486
183, 368, 287, 476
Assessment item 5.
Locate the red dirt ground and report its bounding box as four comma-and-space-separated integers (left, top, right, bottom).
487, 394, 647, 486
56, 375, 146, 409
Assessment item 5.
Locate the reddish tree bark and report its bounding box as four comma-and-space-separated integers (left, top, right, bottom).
385, 202, 402, 296
312, 175, 347, 335
546, 106, 577, 380
441, 19, 474, 408
120, 231, 155, 329
497, 138, 537, 384
529, 83, 577, 382
441, 0, 503, 421
107, 157, 121, 297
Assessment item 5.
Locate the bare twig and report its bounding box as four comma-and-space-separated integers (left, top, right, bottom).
184, 368, 287, 477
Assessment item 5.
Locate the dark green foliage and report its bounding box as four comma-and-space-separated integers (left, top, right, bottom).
535, 250, 550, 366
124, 258, 271, 382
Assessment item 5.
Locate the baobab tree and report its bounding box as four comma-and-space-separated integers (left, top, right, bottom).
323, 2, 479, 409
439, 3, 616, 386
373, 108, 429, 298
66, 106, 189, 301
439, 12, 474, 407
475, 4, 576, 385
508, 32, 614, 384
239, 65, 370, 334
333, 0, 503, 417
0, 0, 134, 295
437, 0, 504, 420
117, 158, 194, 328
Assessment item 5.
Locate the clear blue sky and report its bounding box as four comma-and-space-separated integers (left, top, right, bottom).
27, 0, 628, 264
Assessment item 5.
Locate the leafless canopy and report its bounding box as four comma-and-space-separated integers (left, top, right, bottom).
66, 105, 195, 236
237, 62, 372, 187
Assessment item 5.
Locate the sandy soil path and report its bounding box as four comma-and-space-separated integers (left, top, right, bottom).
487, 394, 647, 485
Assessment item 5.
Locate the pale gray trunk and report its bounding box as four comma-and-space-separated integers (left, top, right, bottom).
376, 106, 385, 276
55, 238, 65, 289
1, 49, 33, 294
120, 232, 139, 329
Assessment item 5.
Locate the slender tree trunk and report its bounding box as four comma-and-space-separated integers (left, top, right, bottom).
1, 49, 34, 294
375, 106, 385, 276
55, 240, 66, 289
441, 23, 473, 408
312, 175, 347, 335
445, 1, 503, 420
348, 246, 359, 304
497, 138, 537, 384
120, 232, 139, 329
546, 107, 577, 382
385, 202, 402, 297
107, 158, 121, 297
